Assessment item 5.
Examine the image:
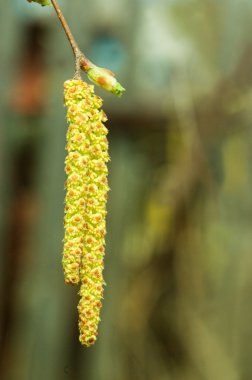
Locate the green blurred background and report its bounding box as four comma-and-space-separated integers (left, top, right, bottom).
1, 1, 252, 379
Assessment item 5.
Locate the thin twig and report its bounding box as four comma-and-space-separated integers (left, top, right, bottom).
50, 0, 91, 77
51, 0, 79, 55
49, 0, 125, 94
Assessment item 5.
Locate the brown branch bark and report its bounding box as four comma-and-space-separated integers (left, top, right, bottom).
50, 0, 91, 77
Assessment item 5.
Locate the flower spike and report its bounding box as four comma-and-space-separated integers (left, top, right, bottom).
63, 79, 109, 346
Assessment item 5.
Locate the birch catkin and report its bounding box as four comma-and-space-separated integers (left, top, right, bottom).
78, 103, 109, 347
63, 80, 92, 285
63, 79, 109, 346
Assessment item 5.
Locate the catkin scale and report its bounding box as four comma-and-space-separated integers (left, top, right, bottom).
63, 79, 109, 347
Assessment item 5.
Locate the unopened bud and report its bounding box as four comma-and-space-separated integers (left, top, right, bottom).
27, 0, 51, 6
87, 66, 125, 97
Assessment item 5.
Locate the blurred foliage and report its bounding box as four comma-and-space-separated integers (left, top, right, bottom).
1, 1, 252, 380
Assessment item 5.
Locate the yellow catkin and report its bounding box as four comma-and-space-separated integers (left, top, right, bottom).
63, 79, 109, 346
78, 93, 109, 347
63, 79, 99, 284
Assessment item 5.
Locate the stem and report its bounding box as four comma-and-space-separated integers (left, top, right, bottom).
51, 0, 79, 55
49, 0, 125, 95
50, 0, 91, 77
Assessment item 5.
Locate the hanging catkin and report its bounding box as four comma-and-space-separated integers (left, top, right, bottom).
63, 79, 109, 346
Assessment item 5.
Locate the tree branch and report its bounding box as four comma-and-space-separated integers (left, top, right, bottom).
50, 0, 91, 78
50, 0, 78, 55
49, 0, 125, 95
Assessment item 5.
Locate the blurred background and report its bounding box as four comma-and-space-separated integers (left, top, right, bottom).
1, 0, 252, 379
